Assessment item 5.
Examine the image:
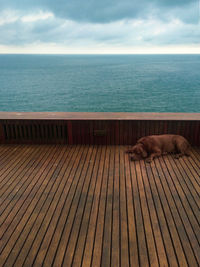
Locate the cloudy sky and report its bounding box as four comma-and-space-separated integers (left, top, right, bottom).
0, 0, 199, 54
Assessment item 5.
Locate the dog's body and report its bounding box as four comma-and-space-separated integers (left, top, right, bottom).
126, 134, 190, 163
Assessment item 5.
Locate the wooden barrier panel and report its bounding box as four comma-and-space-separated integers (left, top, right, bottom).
0, 112, 199, 145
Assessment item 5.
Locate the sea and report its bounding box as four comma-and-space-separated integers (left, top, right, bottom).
0, 54, 200, 112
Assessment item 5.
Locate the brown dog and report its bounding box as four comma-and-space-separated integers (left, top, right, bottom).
126, 134, 190, 163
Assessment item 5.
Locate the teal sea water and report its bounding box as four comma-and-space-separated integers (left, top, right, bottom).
0, 54, 200, 112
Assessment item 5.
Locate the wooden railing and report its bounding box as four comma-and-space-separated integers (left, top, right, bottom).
0, 112, 199, 145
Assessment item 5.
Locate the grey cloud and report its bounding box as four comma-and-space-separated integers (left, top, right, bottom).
0, 13, 199, 48
0, 0, 199, 49
0, 0, 198, 23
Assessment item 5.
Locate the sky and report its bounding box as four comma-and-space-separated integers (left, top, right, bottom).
0, 0, 199, 54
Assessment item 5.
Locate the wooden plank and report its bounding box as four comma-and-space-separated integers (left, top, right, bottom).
76, 146, 106, 267
0, 145, 60, 265
140, 159, 168, 266
51, 145, 93, 266
135, 160, 159, 267
16, 146, 78, 266
61, 146, 98, 266
160, 155, 200, 265
0, 145, 20, 170
145, 162, 179, 266
0, 146, 46, 226
101, 146, 114, 267
166, 155, 200, 222
129, 160, 149, 266
44, 146, 91, 266
176, 156, 200, 195
24, 145, 80, 266
190, 148, 200, 170
152, 158, 190, 266
124, 148, 139, 267
63, 146, 102, 266
35, 146, 86, 266
91, 146, 111, 267
119, 146, 130, 267
0, 146, 40, 198
111, 146, 120, 267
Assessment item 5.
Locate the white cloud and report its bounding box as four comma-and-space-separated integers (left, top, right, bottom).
21, 11, 54, 23
0, 9, 19, 26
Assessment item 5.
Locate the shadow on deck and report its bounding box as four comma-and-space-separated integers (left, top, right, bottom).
0, 144, 199, 267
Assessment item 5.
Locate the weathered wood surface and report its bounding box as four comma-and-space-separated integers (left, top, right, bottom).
0, 112, 199, 120
0, 145, 199, 267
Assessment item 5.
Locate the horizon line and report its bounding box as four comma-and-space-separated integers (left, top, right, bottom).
1, 53, 200, 55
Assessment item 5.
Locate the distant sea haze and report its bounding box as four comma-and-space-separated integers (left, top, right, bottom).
0, 54, 200, 112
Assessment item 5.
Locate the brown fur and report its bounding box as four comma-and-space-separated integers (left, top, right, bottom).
126, 134, 190, 163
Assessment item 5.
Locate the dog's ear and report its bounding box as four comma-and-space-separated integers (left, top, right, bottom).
138, 137, 153, 152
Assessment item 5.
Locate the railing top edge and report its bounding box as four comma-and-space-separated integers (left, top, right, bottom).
0, 112, 199, 121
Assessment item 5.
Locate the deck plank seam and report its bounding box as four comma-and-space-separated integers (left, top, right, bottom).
61, 146, 97, 266
64, 146, 99, 266
0, 145, 199, 267
43, 145, 88, 266
50, 146, 91, 266
122, 148, 131, 267
0, 145, 46, 227
11, 145, 68, 266
174, 160, 200, 208
143, 161, 170, 266
139, 160, 162, 267
181, 156, 200, 188
41, 145, 86, 266
1, 145, 65, 266
155, 157, 195, 266
0, 145, 19, 163
159, 156, 200, 265
0, 145, 40, 193
89, 145, 108, 267
23, 146, 76, 266
188, 150, 200, 173
134, 161, 153, 267
71, 146, 103, 267
131, 160, 150, 267
110, 146, 117, 267
0, 145, 58, 264
127, 151, 140, 267
0, 145, 47, 220
119, 147, 130, 267
78, 146, 104, 267
166, 155, 200, 227
31, 145, 80, 266
100, 146, 111, 267
148, 162, 180, 266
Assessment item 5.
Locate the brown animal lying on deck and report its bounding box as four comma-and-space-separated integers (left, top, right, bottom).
126, 134, 190, 163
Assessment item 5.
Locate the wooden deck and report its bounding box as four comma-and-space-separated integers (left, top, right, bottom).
0, 144, 199, 267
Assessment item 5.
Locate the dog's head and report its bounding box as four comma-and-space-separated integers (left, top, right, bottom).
129, 143, 148, 161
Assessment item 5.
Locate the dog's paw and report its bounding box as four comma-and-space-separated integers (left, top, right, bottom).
145, 158, 152, 163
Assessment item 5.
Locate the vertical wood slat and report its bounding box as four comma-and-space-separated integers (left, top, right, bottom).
67, 121, 73, 145
0, 123, 5, 143
0, 118, 200, 145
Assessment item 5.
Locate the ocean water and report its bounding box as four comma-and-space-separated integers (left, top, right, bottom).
0, 54, 200, 112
